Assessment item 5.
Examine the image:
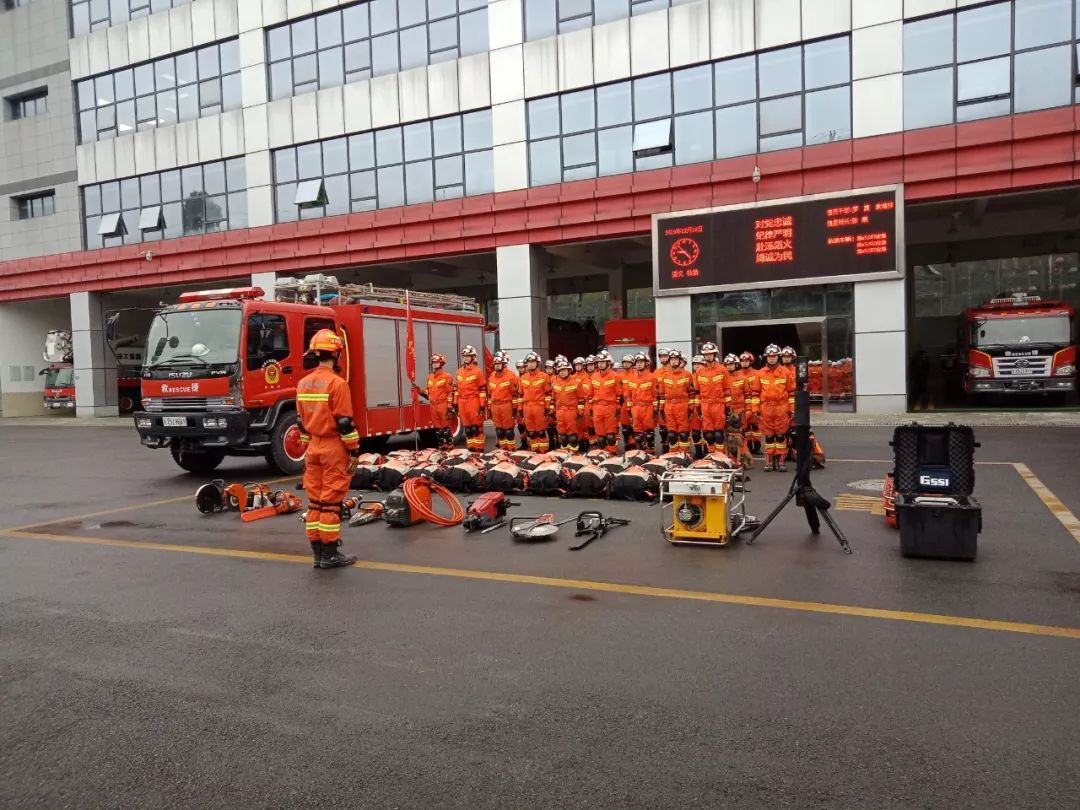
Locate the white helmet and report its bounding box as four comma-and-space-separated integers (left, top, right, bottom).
764, 344, 781, 356
724, 353, 738, 365
701, 342, 718, 356
461, 345, 478, 358
692, 354, 705, 365
781, 346, 796, 357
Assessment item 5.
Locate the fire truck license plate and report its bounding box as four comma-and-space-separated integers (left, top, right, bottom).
162, 416, 187, 427
1011, 368, 1035, 376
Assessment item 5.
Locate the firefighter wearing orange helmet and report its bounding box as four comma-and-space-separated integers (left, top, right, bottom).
696, 342, 732, 454
626, 352, 658, 452
552, 360, 588, 451
487, 351, 521, 452
297, 329, 358, 569
780, 346, 797, 416
617, 353, 636, 450
758, 344, 793, 471
658, 349, 694, 453
590, 351, 621, 454
452, 345, 488, 453
416, 353, 454, 450
519, 352, 551, 452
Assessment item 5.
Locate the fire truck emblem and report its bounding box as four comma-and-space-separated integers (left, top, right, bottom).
263, 361, 282, 386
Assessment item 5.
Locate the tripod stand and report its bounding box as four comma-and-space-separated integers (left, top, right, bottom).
747, 386, 851, 554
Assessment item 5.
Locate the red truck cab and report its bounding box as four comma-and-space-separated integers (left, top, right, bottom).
42, 363, 76, 410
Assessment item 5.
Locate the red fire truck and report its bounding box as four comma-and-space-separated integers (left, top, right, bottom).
133, 282, 484, 474
41, 330, 141, 412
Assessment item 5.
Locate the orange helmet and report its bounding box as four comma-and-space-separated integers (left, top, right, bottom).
308, 328, 344, 354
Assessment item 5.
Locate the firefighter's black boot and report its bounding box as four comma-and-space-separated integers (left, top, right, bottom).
319, 540, 356, 569
310, 541, 323, 569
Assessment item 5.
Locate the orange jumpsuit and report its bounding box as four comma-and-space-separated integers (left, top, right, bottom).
739, 367, 762, 450
695, 363, 732, 452
519, 370, 551, 452
575, 370, 593, 445
551, 375, 587, 449
453, 363, 488, 452
655, 360, 672, 451
626, 369, 658, 440
297, 365, 360, 545
758, 363, 793, 464
659, 367, 693, 452
590, 368, 621, 452
781, 360, 797, 416
422, 368, 455, 443
488, 368, 521, 452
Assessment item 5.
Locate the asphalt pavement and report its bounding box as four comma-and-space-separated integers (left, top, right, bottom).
1, 423, 1078, 808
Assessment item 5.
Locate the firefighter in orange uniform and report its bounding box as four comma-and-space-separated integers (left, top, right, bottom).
696, 342, 731, 454
655, 348, 672, 452
689, 354, 707, 458
519, 352, 551, 452
659, 349, 693, 453
758, 344, 792, 472
618, 353, 636, 449
739, 351, 762, 454
780, 346, 797, 416
416, 353, 455, 450
515, 359, 529, 449
487, 351, 521, 452
627, 352, 658, 453
552, 360, 588, 451
297, 329, 359, 570
582, 354, 599, 450
724, 352, 748, 432
572, 356, 591, 451
590, 351, 621, 454
452, 345, 488, 453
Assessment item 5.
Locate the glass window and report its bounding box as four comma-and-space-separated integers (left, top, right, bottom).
1015, 45, 1071, 112
351, 169, 377, 200
275, 148, 297, 183
632, 119, 672, 152
435, 155, 463, 187
903, 14, 954, 71
804, 37, 849, 89
465, 150, 494, 193
759, 131, 802, 152
673, 65, 712, 113
377, 165, 405, 207
343, 4, 370, 40
563, 132, 597, 167
904, 67, 954, 129
463, 109, 492, 150
297, 142, 323, 179
674, 110, 713, 164
529, 96, 561, 139
956, 2, 1011, 63
1016, 0, 1070, 48
714, 55, 756, 108
525, 0, 557, 40
805, 86, 851, 144
715, 102, 756, 158
460, 8, 488, 55
268, 26, 291, 60
345, 41, 371, 76
376, 128, 404, 166
319, 49, 345, 88
400, 26, 428, 70
561, 89, 595, 134
403, 122, 432, 161
405, 160, 434, 203
530, 138, 562, 185
114, 69, 134, 101
433, 116, 463, 156
597, 81, 632, 126
349, 132, 376, 168
293, 18, 317, 55
760, 94, 801, 136
957, 56, 1010, 103
633, 73, 672, 120
758, 45, 801, 98
317, 10, 343, 48
323, 137, 349, 175
598, 125, 633, 175
596, 0, 629, 24
372, 33, 399, 75
429, 17, 458, 52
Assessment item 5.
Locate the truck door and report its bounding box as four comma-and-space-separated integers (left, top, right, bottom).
244, 311, 298, 406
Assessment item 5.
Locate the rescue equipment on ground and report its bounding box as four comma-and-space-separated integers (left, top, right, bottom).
348, 501, 386, 526
463, 492, 520, 533
195, 479, 229, 513
510, 514, 578, 541
240, 490, 304, 522
660, 468, 757, 545
570, 511, 631, 550
384, 477, 465, 527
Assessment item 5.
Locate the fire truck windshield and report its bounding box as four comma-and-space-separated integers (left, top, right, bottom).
44, 367, 74, 387
973, 314, 1071, 346
146, 309, 241, 367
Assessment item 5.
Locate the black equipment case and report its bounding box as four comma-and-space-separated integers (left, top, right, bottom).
890, 423, 981, 561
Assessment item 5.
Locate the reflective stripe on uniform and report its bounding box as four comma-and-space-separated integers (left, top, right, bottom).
297, 393, 330, 401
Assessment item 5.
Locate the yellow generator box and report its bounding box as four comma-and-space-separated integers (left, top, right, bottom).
661, 469, 744, 546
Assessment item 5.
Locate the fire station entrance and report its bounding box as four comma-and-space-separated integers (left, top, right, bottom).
717, 317, 850, 412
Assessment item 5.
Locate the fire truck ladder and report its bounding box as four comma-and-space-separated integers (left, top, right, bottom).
275, 275, 478, 313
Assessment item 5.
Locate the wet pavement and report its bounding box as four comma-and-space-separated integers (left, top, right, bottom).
1, 423, 1078, 808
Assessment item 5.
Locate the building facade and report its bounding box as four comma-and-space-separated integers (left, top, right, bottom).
2, 0, 1079, 416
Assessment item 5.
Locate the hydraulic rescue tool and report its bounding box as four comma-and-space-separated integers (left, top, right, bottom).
463, 492, 520, 533
509, 514, 577, 541
569, 511, 631, 551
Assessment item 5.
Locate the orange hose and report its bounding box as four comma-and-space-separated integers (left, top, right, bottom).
403, 477, 465, 526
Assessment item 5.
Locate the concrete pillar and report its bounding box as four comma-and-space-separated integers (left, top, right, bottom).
0, 298, 72, 417
608, 266, 627, 320
251, 272, 276, 298
853, 278, 907, 413
655, 295, 694, 360
70, 291, 119, 418
496, 244, 548, 363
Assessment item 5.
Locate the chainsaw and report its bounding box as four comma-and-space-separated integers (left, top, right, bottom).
240, 490, 305, 522
463, 492, 520, 533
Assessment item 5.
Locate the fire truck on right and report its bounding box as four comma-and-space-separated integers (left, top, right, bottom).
962, 292, 1077, 399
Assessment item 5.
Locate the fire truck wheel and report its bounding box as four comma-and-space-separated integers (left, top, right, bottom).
267, 412, 307, 475
170, 445, 225, 474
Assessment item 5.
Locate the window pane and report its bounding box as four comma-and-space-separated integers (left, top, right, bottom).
633, 73, 672, 120
956, 2, 1011, 62
197, 45, 219, 80
459, 8, 488, 55
351, 169, 377, 200
399, 25, 427, 71
804, 37, 849, 90
715, 102, 757, 158
562, 132, 596, 167
101, 180, 120, 212
220, 40, 240, 74
377, 164, 405, 207
674, 111, 713, 164
114, 69, 134, 100
324, 173, 350, 215
529, 138, 562, 185
297, 143, 322, 178
78, 80, 96, 111
293, 18, 317, 55
370, 0, 397, 35
904, 67, 954, 129
465, 150, 494, 193
525, 0, 557, 40
403, 121, 432, 160
222, 73, 241, 109
204, 161, 226, 195
760, 131, 802, 152
343, 4, 370, 40
317, 11, 343, 48
116, 99, 135, 134
318, 48, 345, 88
1014, 45, 1071, 112
429, 17, 457, 52
529, 97, 561, 139
84, 185, 102, 216
398, 0, 426, 27
956, 96, 1011, 121
268, 26, 291, 60
957, 56, 1010, 103
160, 170, 180, 202
270, 61, 293, 100
134, 64, 155, 96
564, 163, 597, 181
177, 86, 198, 120
226, 157, 244, 190
561, 89, 595, 134
95, 75, 115, 105
805, 86, 850, 144
1016, 0, 1070, 49
372, 33, 399, 75
228, 191, 247, 228
463, 109, 492, 150
292, 54, 317, 88
760, 94, 801, 136
595, 0, 629, 24
597, 124, 632, 176
597, 81, 632, 126
349, 132, 375, 168
633, 119, 672, 151
345, 41, 371, 75
175, 52, 197, 86
903, 15, 953, 71
405, 159, 434, 204
758, 45, 801, 97
199, 78, 221, 108
376, 127, 404, 165
323, 137, 349, 175
435, 155, 463, 186
673, 65, 712, 113
432, 116, 462, 156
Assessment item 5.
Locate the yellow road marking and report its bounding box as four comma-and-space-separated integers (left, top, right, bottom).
1013, 463, 1080, 547
4, 528, 1078, 641
0, 476, 300, 534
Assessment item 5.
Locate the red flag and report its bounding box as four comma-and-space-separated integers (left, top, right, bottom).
405, 291, 419, 424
